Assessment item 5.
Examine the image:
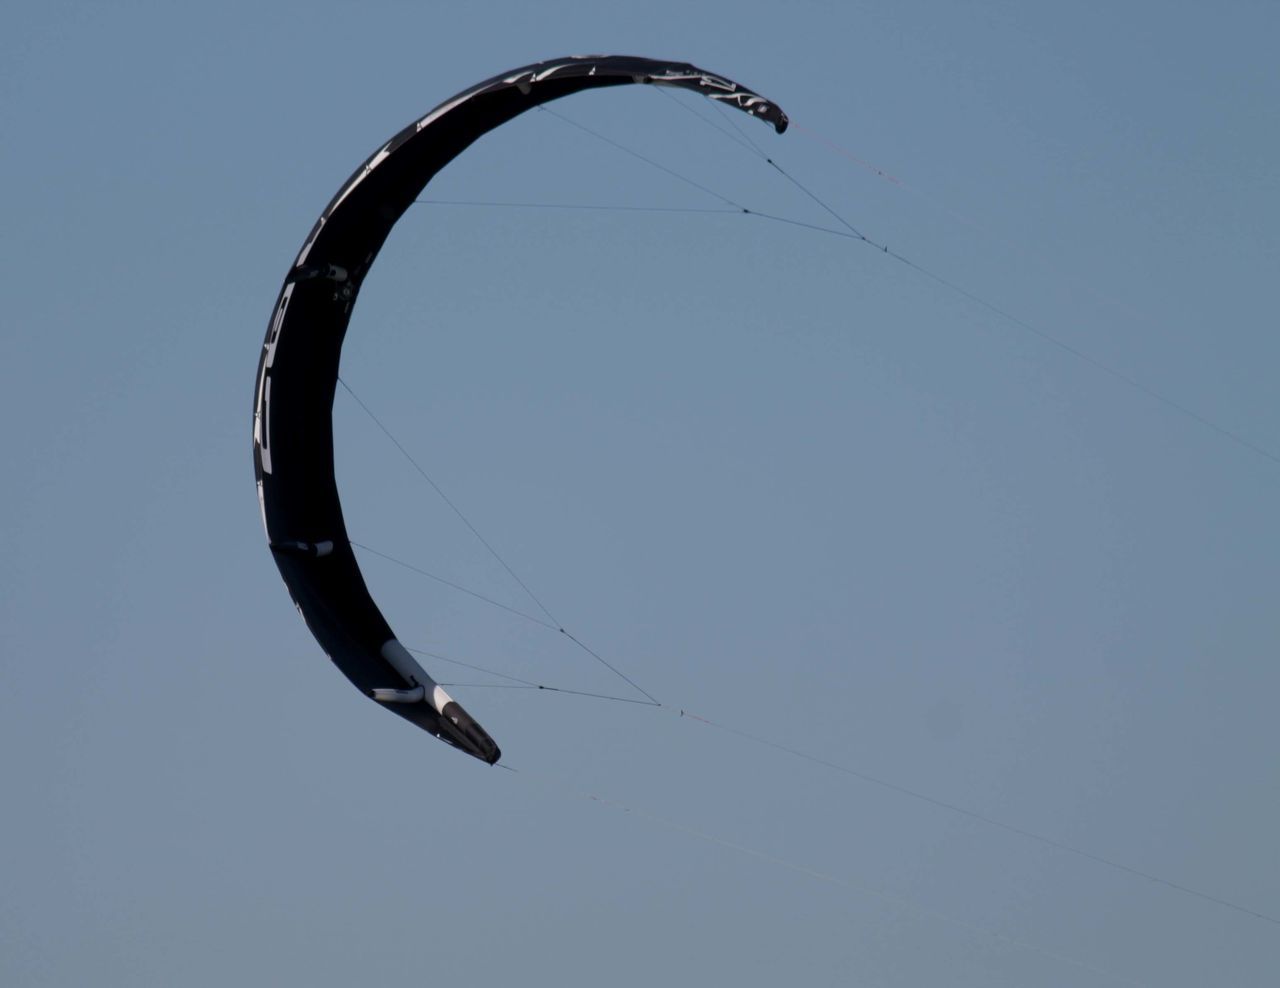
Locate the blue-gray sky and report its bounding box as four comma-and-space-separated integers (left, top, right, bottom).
3, 2, 1277, 985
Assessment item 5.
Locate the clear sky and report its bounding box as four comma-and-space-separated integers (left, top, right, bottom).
3, 2, 1277, 985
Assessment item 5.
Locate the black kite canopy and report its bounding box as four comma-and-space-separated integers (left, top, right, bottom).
252, 56, 787, 764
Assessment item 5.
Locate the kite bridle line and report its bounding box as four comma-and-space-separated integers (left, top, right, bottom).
333, 89, 1279, 934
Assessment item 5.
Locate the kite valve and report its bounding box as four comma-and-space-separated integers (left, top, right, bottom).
295, 262, 347, 281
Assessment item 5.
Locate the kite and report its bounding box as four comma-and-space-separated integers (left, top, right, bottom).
252, 56, 787, 764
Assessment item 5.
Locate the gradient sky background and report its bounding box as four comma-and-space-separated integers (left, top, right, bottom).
3, 2, 1277, 985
